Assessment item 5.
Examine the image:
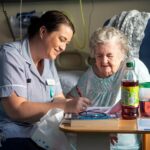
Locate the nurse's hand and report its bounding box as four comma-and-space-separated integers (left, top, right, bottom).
64, 97, 91, 113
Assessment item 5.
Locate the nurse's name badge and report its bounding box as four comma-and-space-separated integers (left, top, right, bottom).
46, 79, 55, 86
46, 79, 55, 98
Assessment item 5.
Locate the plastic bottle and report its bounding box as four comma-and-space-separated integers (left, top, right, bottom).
121, 58, 139, 119
139, 82, 150, 117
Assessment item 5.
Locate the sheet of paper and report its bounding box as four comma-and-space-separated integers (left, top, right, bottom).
86, 107, 110, 113
137, 118, 150, 130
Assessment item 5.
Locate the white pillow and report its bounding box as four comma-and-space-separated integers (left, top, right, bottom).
58, 71, 83, 95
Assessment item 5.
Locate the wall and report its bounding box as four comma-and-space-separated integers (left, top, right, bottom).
0, 0, 150, 53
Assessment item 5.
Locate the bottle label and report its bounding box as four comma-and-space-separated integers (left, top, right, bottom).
121, 86, 139, 107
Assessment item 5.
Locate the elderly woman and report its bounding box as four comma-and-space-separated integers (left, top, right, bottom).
68, 27, 150, 150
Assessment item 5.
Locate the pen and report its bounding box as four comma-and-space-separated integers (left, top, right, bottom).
50, 86, 54, 98
76, 86, 82, 97
26, 78, 31, 100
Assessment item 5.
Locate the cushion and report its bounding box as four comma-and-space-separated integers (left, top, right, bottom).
139, 19, 150, 73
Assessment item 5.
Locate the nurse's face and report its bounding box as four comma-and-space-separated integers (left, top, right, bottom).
94, 39, 124, 78
40, 24, 73, 60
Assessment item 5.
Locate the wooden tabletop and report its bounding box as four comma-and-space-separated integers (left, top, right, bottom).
60, 118, 150, 134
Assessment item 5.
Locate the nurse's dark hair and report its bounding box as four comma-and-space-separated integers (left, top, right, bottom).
27, 10, 75, 39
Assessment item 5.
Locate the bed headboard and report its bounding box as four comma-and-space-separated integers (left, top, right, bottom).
55, 50, 91, 71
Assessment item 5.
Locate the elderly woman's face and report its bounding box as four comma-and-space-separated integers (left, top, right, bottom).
94, 39, 124, 77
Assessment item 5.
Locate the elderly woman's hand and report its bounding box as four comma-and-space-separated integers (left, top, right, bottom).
110, 133, 118, 145
64, 97, 91, 113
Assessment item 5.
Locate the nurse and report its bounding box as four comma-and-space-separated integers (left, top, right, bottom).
0, 10, 90, 150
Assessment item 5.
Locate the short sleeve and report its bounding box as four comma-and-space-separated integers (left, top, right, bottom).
134, 58, 150, 82
0, 44, 27, 98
